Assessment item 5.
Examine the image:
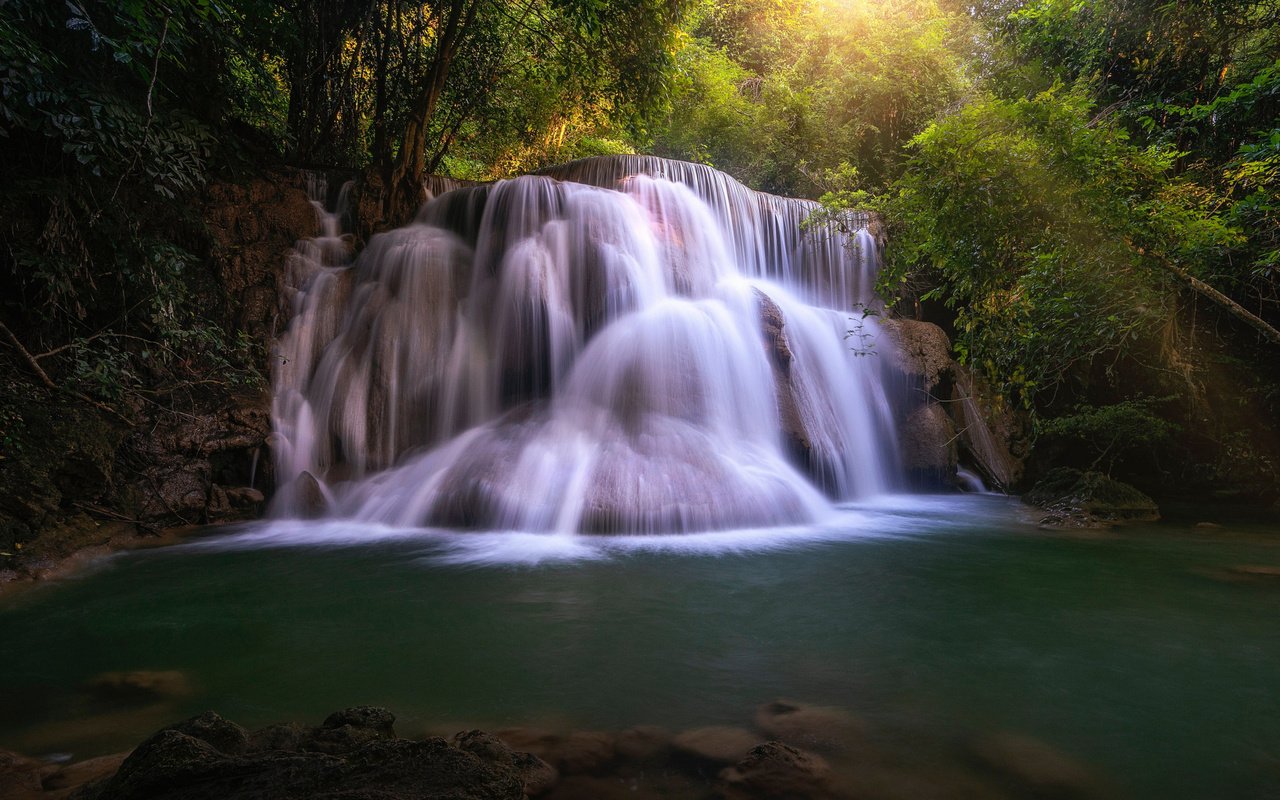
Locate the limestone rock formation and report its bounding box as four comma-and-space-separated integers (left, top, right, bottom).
878, 318, 959, 488
879, 317, 1028, 491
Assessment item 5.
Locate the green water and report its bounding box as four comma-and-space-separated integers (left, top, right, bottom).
1, 495, 1278, 799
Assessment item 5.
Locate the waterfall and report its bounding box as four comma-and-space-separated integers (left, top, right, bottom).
272, 156, 901, 534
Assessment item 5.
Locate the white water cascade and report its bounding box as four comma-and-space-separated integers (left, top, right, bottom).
272, 156, 901, 534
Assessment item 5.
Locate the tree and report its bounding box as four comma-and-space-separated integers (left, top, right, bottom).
876, 86, 1246, 404
653, 0, 975, 196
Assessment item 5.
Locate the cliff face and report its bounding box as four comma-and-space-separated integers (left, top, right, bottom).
0, 171, 316, 582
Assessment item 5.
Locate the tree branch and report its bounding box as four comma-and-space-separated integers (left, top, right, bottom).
1143, 247, 1280, 347
0, 322, 57, 389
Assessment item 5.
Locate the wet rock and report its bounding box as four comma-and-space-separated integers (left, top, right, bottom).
91, 730, 226, 799
756, 290, 811, 475
323, 705, 397, 738
542, 775, 648, 800
454, 730, 558, 796
898, 403, 958, 490
967, 732, 1098, 799
614, 725, 673, 763
293, 471, 328, 518
496, 728, 562, 762
0, 747, 55, 798
498, 730, 618, 776
753, 701, 863, 752
207, 484, 266, 521
1224, 564, 1280, 581
81, 713, 527, 800
246, 722, 310, 752
42, 751, 129, 796
86, 671, 192, 704
164, 711, 249, 755
878, 318, 954, 398
454, 730, 516, 763
716, 742, 833, 800
953, 368, 1026, 491
226, 486, 266, 507
1025, 468, 1159, 528
515, 753, 560, 797
557, 731, 616, 775
876, 318, 1025, 492
672, 726, 761, 766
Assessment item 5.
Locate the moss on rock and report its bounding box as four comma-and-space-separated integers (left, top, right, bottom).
1024, 467, 1160, 528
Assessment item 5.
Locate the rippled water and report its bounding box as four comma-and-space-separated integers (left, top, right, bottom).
1, 495, 1278, 799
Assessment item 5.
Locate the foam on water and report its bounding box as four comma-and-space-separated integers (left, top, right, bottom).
184, 494, 1023, 567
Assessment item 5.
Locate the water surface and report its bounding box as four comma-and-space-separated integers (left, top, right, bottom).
2, 495, 1278, 799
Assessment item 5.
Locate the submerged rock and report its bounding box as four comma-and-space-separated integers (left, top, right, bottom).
554, 732, 616, 775
1204, 563, 1280, 584
1024, 467, 1159, 528
672, 726, 761, 766
85, 671, 193, 704
716, 742, 833, 800
42, 751, 130, 796
0, 747, 55, 799
752, 700, 864, 753
453, 731, 558, 796
614, 725, 673, 763
966, 732, 1099, 799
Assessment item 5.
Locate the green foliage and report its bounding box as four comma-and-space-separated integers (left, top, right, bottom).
223, 0, 687, 176
651, 37, 762, 172
1039, 398, 1178, 474
1, 0, 261, 409
997, 0, 1280, 323
653, 0, 975, 196
3, 0, 1277, 503
876, 85, 1241, 405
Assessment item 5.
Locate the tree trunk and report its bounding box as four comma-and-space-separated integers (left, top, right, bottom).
382, 0, 481, 228
1151, 254, 1280, 347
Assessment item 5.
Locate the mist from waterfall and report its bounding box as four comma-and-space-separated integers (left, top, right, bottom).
272, 157, 901, 534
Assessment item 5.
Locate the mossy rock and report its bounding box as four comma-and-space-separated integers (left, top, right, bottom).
1024, 467, 1159, 527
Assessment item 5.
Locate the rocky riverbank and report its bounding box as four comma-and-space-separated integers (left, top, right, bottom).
0, 704, 1112, 800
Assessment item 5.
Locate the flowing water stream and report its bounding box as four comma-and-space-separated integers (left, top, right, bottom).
273, 157, 899, 533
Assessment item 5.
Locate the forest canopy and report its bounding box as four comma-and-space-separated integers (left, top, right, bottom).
2, 0, 1279, 496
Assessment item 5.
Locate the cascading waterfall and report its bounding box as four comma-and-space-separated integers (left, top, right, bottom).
272, 156, 901, 534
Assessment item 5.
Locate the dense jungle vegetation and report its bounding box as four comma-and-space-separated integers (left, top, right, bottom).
2, 0, 1279, 504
